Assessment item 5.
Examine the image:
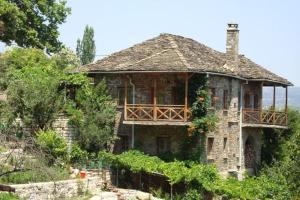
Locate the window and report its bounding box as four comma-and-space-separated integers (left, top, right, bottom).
209, 88, 216, 108
244, 93, 250, 108
120, 135, 129, 151
223, 137, 228, 150
207, 137, 214, 155
117, 87, 125, 106
223, 90, 229, 109
244, 93, 259, 109
254, 94, 259, 109
157, 137, 171, 154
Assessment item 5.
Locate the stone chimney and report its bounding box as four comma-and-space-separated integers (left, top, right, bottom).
226, 23, 239, 63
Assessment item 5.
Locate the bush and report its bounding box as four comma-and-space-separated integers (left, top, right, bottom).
70, 143, 89, 164
37, 130, 68, 162
182, 189, 203, 200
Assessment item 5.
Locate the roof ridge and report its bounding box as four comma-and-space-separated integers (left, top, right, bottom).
165, 35, 190, 68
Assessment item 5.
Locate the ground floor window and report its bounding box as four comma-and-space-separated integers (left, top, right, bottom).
157, 136, 171, 154
244, 136, 256, 168
120, 135, 129, 151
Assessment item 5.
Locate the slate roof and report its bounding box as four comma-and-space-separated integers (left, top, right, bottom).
77, 33, 292, 86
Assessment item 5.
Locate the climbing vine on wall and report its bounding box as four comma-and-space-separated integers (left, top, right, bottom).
181, 74, 218, 162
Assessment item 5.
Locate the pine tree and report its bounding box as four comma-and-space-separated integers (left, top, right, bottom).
76, 25, 96, 65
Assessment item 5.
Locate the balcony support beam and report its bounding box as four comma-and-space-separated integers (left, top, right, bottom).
184, 73, 188, 121
124, 79, 128, 120
273, 85, 276, 110
153, 76, 157, 121
285, 86, 288, 112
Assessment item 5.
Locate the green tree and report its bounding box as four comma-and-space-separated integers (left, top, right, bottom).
1, 48, 86, 132
52, 47, 80, 70
69, 80, 117, 152
0, 48, 49, 90
7, 65, 64, 132
76, 25, 96, 65
0, 0, 70, 53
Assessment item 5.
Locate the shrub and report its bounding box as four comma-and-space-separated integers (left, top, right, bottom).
37, 130, 68, 162
70, 143, 89, 164
182, 189, 203, 200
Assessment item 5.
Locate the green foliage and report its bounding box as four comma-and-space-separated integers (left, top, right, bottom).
99, 150, 292, 199
182, 188, 203, 200
7, 64, 64, 131
37, 130, 68, 161
182, 74, 218, 161
0, 193, 19, 200
0, 0, 71, 53
52, 47, 80, 70
70, 80, 117, 152
70, 143, 89, 164
76, 25, 96, 65
1, 48, 90, 132
0, 48, 49, 90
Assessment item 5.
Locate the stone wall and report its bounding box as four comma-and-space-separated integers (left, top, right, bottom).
52, 115, 74, 151
206, 76, 241, 176
11, 171, 111, 200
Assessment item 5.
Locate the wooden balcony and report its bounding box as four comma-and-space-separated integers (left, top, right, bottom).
124, 104, 191, 125
242, 109, 288, 128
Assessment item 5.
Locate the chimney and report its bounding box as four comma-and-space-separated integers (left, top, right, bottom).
226, 23, 239, 62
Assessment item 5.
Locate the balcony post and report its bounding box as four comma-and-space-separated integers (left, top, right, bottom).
124, 79, 128, 120
285, 86, 288, 112
260, 82, 263, 123
184, 73, 188, 121
285, 86, 288, 125
272, 85, 276, 110
153, 76, 157, 121
273, 85, 276, 124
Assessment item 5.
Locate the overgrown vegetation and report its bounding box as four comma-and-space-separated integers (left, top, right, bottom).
0, 47, 116, 187
66, 79, 117, 153
99, 149, 292, 199
181, 74, 218, 161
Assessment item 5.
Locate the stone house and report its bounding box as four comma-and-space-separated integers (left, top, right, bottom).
76, 23, 292, 178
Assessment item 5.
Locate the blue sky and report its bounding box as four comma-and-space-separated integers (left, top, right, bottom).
1, 0, 300, 86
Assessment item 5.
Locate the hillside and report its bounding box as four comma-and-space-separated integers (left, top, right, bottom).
263, 86, 300, 109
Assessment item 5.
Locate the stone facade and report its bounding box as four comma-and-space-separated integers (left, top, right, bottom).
91, 73, 264, 178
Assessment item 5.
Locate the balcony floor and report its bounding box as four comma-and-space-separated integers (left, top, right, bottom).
123, 120, 191, 126
242, 123, 288, 129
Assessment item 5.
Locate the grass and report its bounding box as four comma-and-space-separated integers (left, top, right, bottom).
0, 192, 19, 200
0, 166, 69, 184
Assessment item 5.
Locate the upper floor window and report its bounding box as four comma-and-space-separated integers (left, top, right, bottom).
223, 89, 229, 110
209, 88, 216, 108
207, 137, 214, 155
244, 93, 259, 109
117, 87, 125, 106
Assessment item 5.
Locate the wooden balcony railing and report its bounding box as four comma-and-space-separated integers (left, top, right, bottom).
125, 104, 191, 122
242, 109, 287, 126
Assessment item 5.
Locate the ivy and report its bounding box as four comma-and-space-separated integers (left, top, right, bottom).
182, 74, 218, 161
